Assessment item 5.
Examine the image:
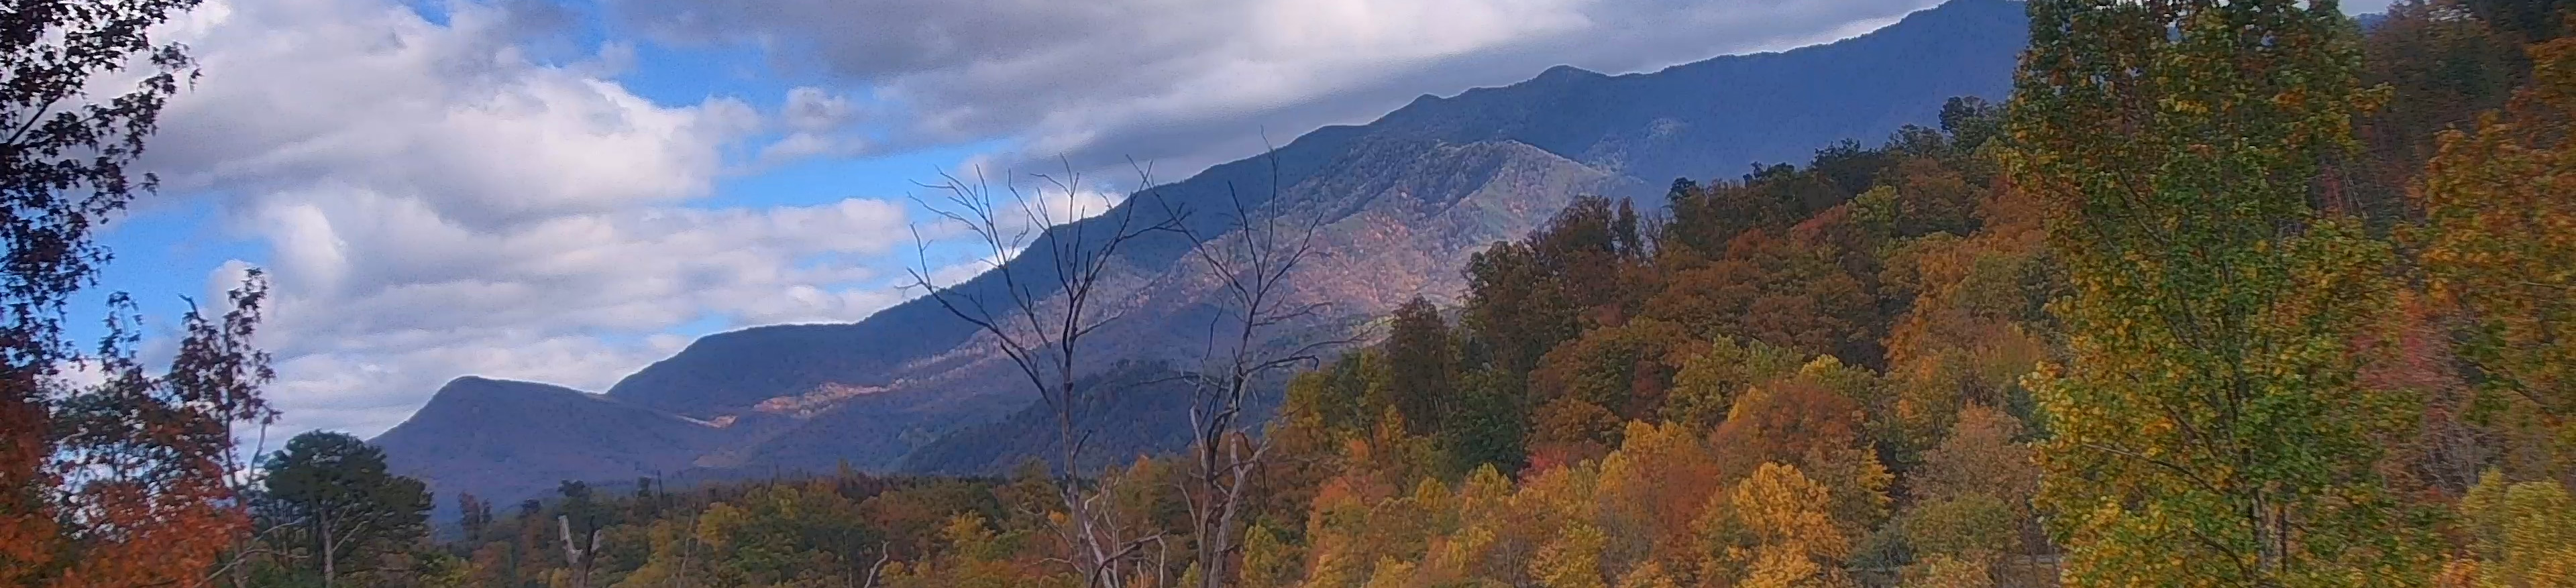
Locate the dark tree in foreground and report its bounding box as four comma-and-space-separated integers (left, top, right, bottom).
256, 432, 432, 588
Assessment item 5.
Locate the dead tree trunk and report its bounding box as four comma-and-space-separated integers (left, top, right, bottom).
908, 162, 1185, 588
1174, 150, 1342, 588
559, 515, 603, 588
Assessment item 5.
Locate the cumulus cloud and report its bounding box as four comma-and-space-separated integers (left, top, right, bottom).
616, 0, 1941, 176
146, 0, 922, 437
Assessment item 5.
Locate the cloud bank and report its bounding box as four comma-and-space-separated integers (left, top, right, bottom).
149, 0, 920, 436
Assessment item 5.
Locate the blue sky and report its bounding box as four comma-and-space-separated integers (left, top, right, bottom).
92, 0, 2396, 440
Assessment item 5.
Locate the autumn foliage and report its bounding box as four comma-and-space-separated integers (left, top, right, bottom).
13, 0, 2576, 586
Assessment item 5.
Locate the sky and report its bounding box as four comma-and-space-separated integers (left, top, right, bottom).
93, 0, 2400, 442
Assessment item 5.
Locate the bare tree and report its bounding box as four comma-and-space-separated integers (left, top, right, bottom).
558, 515, 604, 588
1172, 149, 1345, 588
906, 162, 1184, 588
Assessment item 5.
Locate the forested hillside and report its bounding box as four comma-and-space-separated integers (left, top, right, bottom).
221, 0, 2576, 587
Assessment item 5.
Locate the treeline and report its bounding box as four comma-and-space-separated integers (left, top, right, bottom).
219, 0, 2576, 587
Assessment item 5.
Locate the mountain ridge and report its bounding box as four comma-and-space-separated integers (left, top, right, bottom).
372, 376, 726, 504
374, 0, 2031, 503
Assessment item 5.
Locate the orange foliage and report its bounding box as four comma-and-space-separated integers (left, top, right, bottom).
1878, 182, 2049, 447
1710, 380, 1865, 479
5, 282, 274, 588
1529, 319, 1697, 446
2412, 33, 2576, 483
1599, 422, 1725, 566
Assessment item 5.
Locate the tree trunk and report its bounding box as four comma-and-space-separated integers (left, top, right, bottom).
319, 510, 336, 588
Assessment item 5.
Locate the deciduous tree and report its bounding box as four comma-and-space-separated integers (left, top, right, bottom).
5, 0, 278, 585
2008, 0, 2439, 583
2411, 33, 2576, 483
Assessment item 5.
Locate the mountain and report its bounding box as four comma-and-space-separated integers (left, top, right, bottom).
372, 0, 2032, 504
372, 377, 726, 504
894, 363, 1211, 475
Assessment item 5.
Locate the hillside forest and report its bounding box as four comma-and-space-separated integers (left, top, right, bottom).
8, 0, 2576, 587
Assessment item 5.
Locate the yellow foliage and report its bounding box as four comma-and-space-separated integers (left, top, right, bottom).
1241, 524, 1301, 588
1901, 554, 1993, 588
1693, 463, 1851, 587
1617, 562, 1682, 588
2454, 472, 2576, 588
1362, 557, 1417, 588
1532, 522, 1611, 588
1916, 404, 2036, 504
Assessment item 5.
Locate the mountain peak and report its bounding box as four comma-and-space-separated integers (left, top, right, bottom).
1534, 64, 1602, 81
376, 375, 727, 504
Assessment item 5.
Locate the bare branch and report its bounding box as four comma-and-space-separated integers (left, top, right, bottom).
903, 159, 1184, 588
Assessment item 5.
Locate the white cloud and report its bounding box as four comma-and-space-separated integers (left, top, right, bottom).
144, 0, 922, 437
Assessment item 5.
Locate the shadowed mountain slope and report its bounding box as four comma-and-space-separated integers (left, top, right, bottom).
374, 377, 725, 504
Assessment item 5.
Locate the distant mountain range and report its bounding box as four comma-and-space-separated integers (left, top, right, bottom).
372, 0, 2031, 506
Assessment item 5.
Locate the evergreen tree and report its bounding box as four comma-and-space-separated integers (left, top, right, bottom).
1384, 297, 1456, 435
260, 432, 434, 588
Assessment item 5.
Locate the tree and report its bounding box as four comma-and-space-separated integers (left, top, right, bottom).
1595, 422, 1723, 568
2007, 0, 2438, 584
46, 278, 276, 587
1662, 337, 1803, 431
1527, 318, 1693, 449
1462, 196, 1643, 382
2353, 0, 2534, 219
259, 432, 433, 588
1937, 97, 2005, 158
1169, 156, 1344, 588
1442, 364, 1529, 476
906, 164, 1184, 588
1530, 522, 1609, 588
1693, 463, 1853, 588
5, 0, 280, 585
1382, 297, 1454, 436
458, 493, 494, 542
1902, 405, 2041, 570
2412, 32, 2576, 482
1901, 554, 1994, 588
1913, 405, 2038, 509
2444, 471, 2576, 587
